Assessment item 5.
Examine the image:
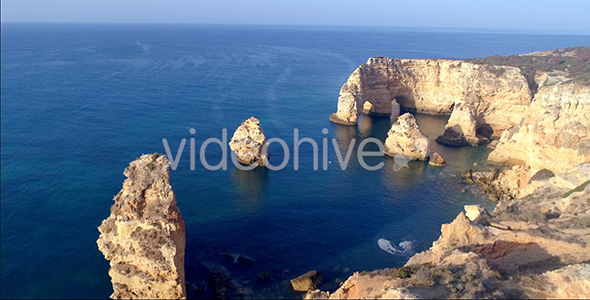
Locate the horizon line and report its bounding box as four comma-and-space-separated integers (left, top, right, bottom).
2, 21, 590, 36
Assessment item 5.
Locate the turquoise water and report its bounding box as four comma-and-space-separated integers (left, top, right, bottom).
2, 24, 589, 299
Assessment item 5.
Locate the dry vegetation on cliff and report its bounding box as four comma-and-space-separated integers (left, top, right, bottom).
466, 46, 590, 85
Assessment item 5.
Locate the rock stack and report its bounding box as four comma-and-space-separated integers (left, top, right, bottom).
384, 113, 430, 161
229, 116, 269, 167
97, 154, 186, 299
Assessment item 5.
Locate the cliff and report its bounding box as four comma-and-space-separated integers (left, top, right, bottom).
97, 154, 186, 299
329, 57, 532, 141
488, 81, 590, 173
331, 47, 590, 172
315, 48, 590, 299
309, 164, 590, 299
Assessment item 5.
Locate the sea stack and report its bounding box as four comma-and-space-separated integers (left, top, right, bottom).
435, 101, 482, 146
97, 153, 186, 299
384, 113, 430, 161
229, 116, 269, 167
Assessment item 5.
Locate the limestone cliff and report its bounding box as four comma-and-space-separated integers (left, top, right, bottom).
97, 153, 186, 299
331, 48, 590, 172
472, 48, 590, 172
309, 163, 590, 299
312, 48, 590, 299
435, 100, 483, 146
488, 80, 590, 173
384, 113, 430, 161
229, 116, 269, 167
330, 57, 532, 138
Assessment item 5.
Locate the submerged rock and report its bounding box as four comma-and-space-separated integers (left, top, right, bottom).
257, 271, 272, 282
221, 253, 255, 265
291, 270, 323, 292
97, 153, 186, 299
229, 116, 269, 166
384, 113, 430, 161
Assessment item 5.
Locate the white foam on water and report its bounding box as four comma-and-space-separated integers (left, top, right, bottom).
378, 238, 415, 256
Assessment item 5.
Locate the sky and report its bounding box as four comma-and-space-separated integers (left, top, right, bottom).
2, 0, 589, 34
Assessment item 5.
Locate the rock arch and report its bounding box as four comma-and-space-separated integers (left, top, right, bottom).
329, 57, 533, 144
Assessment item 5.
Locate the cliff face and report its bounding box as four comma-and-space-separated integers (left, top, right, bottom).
309, 164, 590, 299
316, 49, 590, 299
331, 50, 590, 172
435, 101, 483, 146
97, 154, 186, 299
488, 80, 590, 173
330, 58, 532, 138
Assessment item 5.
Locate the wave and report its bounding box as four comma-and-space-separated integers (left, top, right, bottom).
378, 238, 415, 256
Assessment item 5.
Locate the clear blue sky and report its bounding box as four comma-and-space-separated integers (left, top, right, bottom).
2, 0, 589, 34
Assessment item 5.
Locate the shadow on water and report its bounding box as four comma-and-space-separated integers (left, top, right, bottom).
357, 114, 391, 141
334, 124, 357, 149
413, 113, 494, 169
231, 167, 269, 213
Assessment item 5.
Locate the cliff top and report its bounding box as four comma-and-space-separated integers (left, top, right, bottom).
466, 46, 590, 85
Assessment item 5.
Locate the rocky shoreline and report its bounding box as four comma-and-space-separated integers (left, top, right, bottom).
307, 164, 590, 299
309, 47, 590, 299
97, 47, 590, 299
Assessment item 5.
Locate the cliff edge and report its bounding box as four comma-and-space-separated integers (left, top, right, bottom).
309, 164, 590, 299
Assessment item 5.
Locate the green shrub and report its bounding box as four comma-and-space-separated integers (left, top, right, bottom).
562, 180, 590, 198
393, 266, 416, 279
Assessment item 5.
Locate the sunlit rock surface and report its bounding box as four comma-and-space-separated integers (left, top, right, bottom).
229, 116, 269, 167
384, 113, 430, 161
97, 154, 186, 299
329, 57, 531, 138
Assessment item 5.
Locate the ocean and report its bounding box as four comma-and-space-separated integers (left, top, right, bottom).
1, 24, 589, 299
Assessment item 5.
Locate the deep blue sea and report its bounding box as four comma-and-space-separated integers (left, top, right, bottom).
2, 24, 589, 299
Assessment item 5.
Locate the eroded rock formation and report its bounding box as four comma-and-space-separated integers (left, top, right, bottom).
435, 101, 483, 146
311, 48, 590, 299
331, 49, 590, 172
309, 163, 590, 299
97, 153, 186, 299
488, 81, 590, 173
291, 270, 323, 292
330, 57, 532, 138
539, 264, 590, 298
428, 152, 446, 166
229, 116, 269, 167
384, 113, 430, 161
